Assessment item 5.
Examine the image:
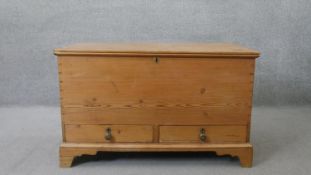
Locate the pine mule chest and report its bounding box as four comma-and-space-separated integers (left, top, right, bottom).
54, 43, 260, 168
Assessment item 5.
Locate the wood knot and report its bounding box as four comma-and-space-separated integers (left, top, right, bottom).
200, 88, 206, 94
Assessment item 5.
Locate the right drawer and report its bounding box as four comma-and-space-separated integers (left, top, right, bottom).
159, 125, 247, 143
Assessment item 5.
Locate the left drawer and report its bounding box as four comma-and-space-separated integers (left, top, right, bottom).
65, 125, 153, 143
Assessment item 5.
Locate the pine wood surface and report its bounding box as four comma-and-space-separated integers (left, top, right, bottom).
54, 43, 259, 57
65, 125, 153, 143
59, 57, 254, 126
159, 125, 247, 143
56, 43, 259, 168
60, 143, 253, 168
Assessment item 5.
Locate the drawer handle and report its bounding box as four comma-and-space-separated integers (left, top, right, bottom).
199, 128, 206, 142
105, 128, 112, 141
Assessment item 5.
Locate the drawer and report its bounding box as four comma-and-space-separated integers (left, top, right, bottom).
65, 125, 153, 143
159, 125, 247, 143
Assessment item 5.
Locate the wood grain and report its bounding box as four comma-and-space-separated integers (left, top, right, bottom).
62, 106, 250, 125
65, 125, 153, 143
60, 143, 253, 167
56, 43, 259, 168
59, 57, 254, 105
54, 43, 260, 57
59, 57, 254, 126
159, 125, 247, 143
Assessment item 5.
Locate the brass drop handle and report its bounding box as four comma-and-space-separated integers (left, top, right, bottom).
105, 128, 112, 141
199, 128, 206, 142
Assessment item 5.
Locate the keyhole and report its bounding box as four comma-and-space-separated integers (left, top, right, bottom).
154, 57, 159, 63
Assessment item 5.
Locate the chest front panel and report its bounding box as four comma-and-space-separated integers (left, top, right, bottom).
59, 56, 254, 126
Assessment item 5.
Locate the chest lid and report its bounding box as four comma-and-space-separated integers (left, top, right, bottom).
54, 43, 260, 58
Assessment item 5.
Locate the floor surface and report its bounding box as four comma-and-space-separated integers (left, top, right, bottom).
0, 106, 310, 175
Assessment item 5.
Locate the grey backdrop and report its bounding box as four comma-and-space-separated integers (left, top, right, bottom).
1, 0, 311, 106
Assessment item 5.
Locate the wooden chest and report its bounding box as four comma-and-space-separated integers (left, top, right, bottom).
54, 43, 260, 167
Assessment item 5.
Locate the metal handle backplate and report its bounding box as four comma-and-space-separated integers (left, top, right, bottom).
199, 128, 206, 143
105, 128, 112, 140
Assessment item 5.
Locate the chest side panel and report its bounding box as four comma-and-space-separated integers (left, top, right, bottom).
59, 56, 254, 125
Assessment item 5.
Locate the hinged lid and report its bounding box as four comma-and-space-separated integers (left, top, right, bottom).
54, 43, 260, 58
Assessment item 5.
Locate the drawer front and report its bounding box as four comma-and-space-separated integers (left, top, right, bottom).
65, 125, 153, 143
159, 125, 247, 143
